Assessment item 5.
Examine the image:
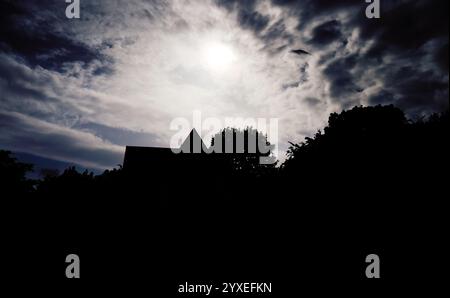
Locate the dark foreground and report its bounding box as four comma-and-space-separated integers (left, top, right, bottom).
2, 106, 448, 296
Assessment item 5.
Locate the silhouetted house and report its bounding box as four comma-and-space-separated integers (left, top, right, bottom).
123, 129, 211, 175
123, 128, 270, 179
123, 129, 230, 202
122, 129, 274, 208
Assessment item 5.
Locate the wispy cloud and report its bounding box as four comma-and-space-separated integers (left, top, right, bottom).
0, 110, 124, 169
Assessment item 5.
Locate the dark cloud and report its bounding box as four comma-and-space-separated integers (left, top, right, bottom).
308, 20, 342, 46
216, 0, 270, 34
322, 54, 360, 102
303, 97, 322, 107
262, 20, 295, 47
0, 54, 88, 124
216, 0, 299, 49
282, 81, 299, 90
268, 0, 449, 115
349, 0, 448, 114
238, 9, 270, 33
368, 90, 396, 106
271, 0, 361, 30
434, 42, 449, 73
0, 0, 110, 73
391, 74, 449, 113
356, 1, 449, 53
291, 49, 311, 56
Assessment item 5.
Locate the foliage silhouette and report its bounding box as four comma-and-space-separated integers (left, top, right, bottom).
2, 104, 448, 289
2, 104, 447, 204
210, 127, 277, 178
0, 150, 35, 194
37, 166, 96, 196
281, 105, 448, 186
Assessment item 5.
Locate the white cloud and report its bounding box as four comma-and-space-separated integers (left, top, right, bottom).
0, 110, 124, 169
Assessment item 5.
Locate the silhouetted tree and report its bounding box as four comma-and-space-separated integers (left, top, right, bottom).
280, 104, 449, 206
210, 127, 277, 177
283, 105, 448, 171
36, 166, 95, 196
281, 105, 414, 177
0, 150, 35, 194
39, 168, 60, 179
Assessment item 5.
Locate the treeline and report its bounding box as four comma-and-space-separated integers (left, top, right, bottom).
1, 105, 448, 197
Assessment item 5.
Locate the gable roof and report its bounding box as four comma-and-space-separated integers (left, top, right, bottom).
122, 128, 267, 171
123, 129, 207, 170
179, 129, 207, 153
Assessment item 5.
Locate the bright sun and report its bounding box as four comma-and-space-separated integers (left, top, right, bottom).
204, 42, 236, 70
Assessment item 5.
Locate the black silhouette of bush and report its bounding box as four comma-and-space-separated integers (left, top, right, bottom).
36, 166, 95, 196
280, 105, 448, 197
0, 150, 35, 194
210, 127, 277, 177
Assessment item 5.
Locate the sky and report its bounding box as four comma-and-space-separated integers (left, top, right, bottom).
0, 0, 448, 171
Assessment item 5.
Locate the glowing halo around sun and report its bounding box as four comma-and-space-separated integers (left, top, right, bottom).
203, 42, 236, 71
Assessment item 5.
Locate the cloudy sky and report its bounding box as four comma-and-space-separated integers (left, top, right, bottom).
0, 0, 448, 170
